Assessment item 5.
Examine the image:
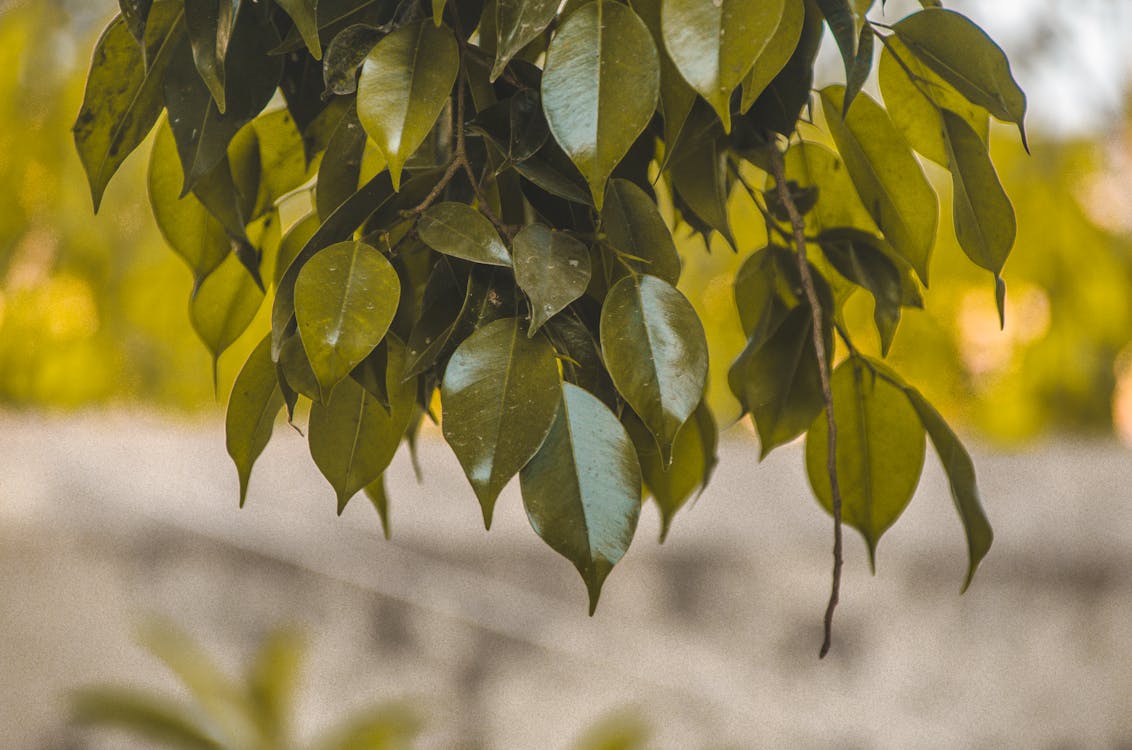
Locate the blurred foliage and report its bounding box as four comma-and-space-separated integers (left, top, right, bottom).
3, 0, 1132, 442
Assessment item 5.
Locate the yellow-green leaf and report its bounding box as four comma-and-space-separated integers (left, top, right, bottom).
190, 250, 265, 364
356, 20, 458, 189
226, 335, 285, 507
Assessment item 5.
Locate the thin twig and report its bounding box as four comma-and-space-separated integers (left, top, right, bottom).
766, 144, 844, 659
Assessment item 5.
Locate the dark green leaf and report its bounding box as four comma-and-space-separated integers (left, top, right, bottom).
941, 109, 1015, 275
356, 20, 458, 189
417, 203, 512, 267
317, 105, 386, 221
600, 274, 708, 461
806, 357, 926, 569
442, 317, 562, 527
739, 0, 804, 112
815, 0, 856, 83
323, 24, 384, 96
842, 22, 873, 116
184, 0, 242, 112
119, 0, 154, 41
276, 0, 322, 58
893, 8, 1028, 149
820, 86, 938, 284
226, 336, 285, 507
294, 241, 400, 398
601, 178, 681, 285
74, 7, 183, 211
520, 383, 643, 614
492, 0, 560, 81
661, 0, 786, 131
630, 0, 696, 146
513, 224, 591, 335
541, 1, 659, 208
818, 228, 905, 355
669, 124, 735, 250
275, 213, 320, 288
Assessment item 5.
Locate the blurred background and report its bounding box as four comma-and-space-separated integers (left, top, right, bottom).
2, 0, 1132, 747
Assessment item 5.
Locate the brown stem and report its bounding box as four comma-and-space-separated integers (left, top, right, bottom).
766, 144, 844, 659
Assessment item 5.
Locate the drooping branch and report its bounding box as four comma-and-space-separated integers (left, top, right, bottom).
766, 144, 845, 659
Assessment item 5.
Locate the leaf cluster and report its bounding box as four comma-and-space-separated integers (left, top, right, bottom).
74, 0, 1023, 625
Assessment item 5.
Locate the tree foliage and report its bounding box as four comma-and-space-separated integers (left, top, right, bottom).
74, 0, 1027, 653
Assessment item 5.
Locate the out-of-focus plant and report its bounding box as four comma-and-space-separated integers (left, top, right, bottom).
70, 621, 421, 750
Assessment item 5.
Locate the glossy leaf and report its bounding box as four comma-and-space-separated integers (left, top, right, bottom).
148, 120, 230, 283
294, 241, 400, 399
184, 0, 241, 112
630, 0, 696, 146
356, 20, 459, 189
164, 13, 282, 193
317, 105, 386, 221
669, 125, 734, 250
226, 335, 285, 507
818, 228, 905, 355
601, 178, 681, 285
893, 8, 1028, 149
941, 110, 1016, 275
442, 317, 562, 527
417, 202, 512, 267
739, 0, 804, 112
74, 7, 183, 211
492, 0, 560, 81
513, 224, 591, 335
309, 338, 416, 512
820, 86, 938, 285
541, 1, 659, 209
600, 274, 708, 460
806, 357, 926, 569
276, 0, 322, 58
190, 250, 265, 364
520, 383, 643, 614
661, 0, 785, 131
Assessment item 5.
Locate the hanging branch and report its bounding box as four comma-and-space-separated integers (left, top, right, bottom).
766, 144, 844, 659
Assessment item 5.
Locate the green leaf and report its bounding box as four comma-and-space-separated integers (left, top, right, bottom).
71, 688, 222, 750
669, 124, 735, 250
294, 241, 400, 399
818, 228, 905, 355
601, 178, 681, 285
842, 22, 873, 116
356, 20, 458, 189
661, 0, 785, 131
625, 401, 716, 542
417, 203, 512, 267
520, 383, 643, 614
248, 108, 314, 219
814, 0, 856, 83
164, 13, 282, 193
119, 0, 154, 42
191, 250, 264, 371
739, 0, 804, 112
148, 119, 230, 283
275, 212, 320, 288
317, 105, 387, 221
783, 141, 875, 235
364, 476, 392, 539
442, 317, 562, 527
226, 337, 284, 508
890, 371, 993, 591
600, 274, 708, 461
878, 36, 989, 167
513, 224, 591, 335
278, 332, 322, 401
729, 303, 830, 457
492, 0, 560, 81
309, 337, 416, 512
805, 356, 926, 569
73, 7, 183, 211
541, 1, 659, 209
941, 109, 1015, 275
184, 0, 242, 112
276, 0, 322, 58
892, 8, 1028, 149
630, 0, 696, 146
323, 24, 385, 96
467, 89, 550, 167
820, 85, 938, 285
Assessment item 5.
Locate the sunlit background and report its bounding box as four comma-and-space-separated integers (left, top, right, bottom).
2, 0, 1132, 748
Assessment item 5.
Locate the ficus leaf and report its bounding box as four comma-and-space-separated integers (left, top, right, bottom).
294, 241, 401, 399
820, 85, 938, 285
893, 8, 1028, 150
364, 476, 392, 539
512, 224, 591, 336
442, 317, 562, 527
190, 250, 265, 367
492, 0, 560, 82
417, 203, 513, 267
814, 0, 856, 85
275, 0, 322, 59
600, 274, 708, 462
739, 0, 804, 112
356, 20, 459, 190
226, 335, 285, 507
541, 1, 659, 209
601, 178, 681, 285
323, 23, 385, 96
184, 0, 242, 112
661, 0, 786, 132
805, 356, 927, 570
74, 6, 183, 211
520, 383, 643, 614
